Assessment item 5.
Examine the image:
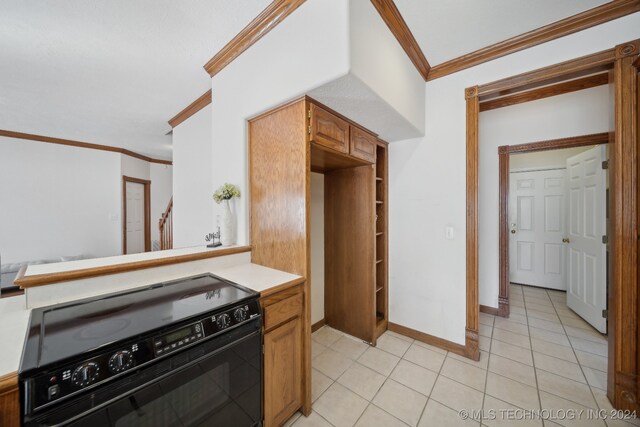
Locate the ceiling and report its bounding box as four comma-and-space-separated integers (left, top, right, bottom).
394, 0, 609, 66
0, 0, 269, 160
0, 0, 614, 160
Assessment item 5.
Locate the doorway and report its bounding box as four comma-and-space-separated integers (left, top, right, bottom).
508, 143, 609, 335
466, 38, 639, 411
122, 175, 151, 254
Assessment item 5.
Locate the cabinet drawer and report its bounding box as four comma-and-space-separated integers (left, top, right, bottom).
264, 293, 303, 331
350, 126, 376, 163
310, 104, 349, 154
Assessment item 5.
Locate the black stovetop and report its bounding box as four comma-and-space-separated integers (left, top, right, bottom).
20, 274, 257, 372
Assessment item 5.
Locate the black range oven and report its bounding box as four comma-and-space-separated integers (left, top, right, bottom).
19, 274, 263, 427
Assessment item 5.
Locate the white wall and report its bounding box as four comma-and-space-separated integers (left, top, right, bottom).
389, 14, 640, 344
478, 86, 611, 308
0, 137, 122, 264
172, 105, 213, 248
310, 172, 325, 324
25, 250, 251, 308
306, 0, 425, 142
210, 0, 351, 246
208, 0, 427, 247
510, 146, 595, 171
349, 0, 425, 137
150, 164, 173, 245
121, 154, 150, 180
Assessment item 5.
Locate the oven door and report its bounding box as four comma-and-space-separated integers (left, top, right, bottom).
26, 322, 262, 427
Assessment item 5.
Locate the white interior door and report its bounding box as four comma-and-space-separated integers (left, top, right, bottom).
125, 181, 145, 254
509, 169, 566, 290
565, 145, 607, 333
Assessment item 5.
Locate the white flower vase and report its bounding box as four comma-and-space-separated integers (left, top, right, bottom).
220, 199, 236, 246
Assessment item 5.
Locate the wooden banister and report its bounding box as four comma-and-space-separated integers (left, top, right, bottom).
159, 197, 173, 250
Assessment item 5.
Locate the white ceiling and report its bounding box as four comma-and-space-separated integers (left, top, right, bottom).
0, 0, 269, 160
394, 0, 609, 66
0, 1, 616, 159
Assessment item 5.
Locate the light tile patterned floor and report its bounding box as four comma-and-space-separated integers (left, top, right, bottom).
284, 284, 640, 427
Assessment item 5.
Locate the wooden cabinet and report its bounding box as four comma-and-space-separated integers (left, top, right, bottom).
310, 104, 349, 154
309, 102, 376, 166
325, 165, 376, 343
250, 96, 388, 424
324, 140, 386, 344
350, 126, 377, 163
0, 374, 20, 427
262, 286, 304, 427
264, 317, 302, 427
264, 293, 304, 331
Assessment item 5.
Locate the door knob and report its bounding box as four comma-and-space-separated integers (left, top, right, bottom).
510, 230, 516, 234
562, 238, 570, 243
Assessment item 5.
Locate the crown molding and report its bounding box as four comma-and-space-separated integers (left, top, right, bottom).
428, 0, 640, 81
168, 90, 212, 128
0, 129, 172, 165
370, 0, 430, 80
203, 0, 306, 77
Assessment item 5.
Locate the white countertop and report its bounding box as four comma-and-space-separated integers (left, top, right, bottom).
214, 263, 302, 294
24, 245, 240, 276
0, 262, 302, 378
0, 294, 31, 378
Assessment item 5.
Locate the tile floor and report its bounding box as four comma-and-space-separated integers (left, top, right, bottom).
284, 284, 639, 427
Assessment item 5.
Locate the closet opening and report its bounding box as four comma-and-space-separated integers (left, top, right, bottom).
307, 101, 388, 345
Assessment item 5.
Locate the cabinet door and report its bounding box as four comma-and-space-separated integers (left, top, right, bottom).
264, 317, 302, 427
350, 126, 376, 163
310, 104, 349, 154
0, 377, 20, 427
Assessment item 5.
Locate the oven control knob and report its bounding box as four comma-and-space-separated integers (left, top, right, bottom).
71, 362, 99, 387
234, 308, 247, 322
109, 350, 133, 373
216, 313, 231, 329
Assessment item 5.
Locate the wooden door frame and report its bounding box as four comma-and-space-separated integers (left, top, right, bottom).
122, 175, 151, 254
466, 39, 638, 412
495, 132, 611, 319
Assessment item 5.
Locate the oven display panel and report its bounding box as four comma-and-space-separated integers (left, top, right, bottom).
153, 322, 204, 356
166, 328, 191, 344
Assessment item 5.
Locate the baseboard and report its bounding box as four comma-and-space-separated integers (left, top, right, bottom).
311, 319, 326, 333
388, 322, 467, 358
481, 303, 510, 318
480, 304, 500, 316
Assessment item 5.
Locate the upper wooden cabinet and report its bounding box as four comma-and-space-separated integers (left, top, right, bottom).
308, 101, 377, 170
350, 126, 377, 163
309, 104, 349, 154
